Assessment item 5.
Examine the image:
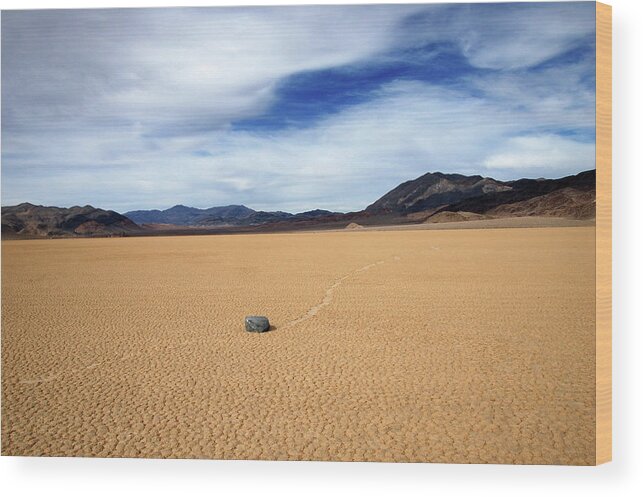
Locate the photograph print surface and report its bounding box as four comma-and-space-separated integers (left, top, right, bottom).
1, 2, 599, 464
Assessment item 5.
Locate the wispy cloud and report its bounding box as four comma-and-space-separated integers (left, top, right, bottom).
483, 134, 595, 171
1, 3, 596, 212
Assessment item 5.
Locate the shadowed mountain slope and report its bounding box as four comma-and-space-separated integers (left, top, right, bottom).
431, 169, 595, 218
366, 172, 511, 214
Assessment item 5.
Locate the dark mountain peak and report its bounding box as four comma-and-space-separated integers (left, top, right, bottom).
294, 209, 338, 218
366, 170, 510, 214
70, 204, 100, 214
419, 171, 482, 181
365, 168, 594, 221
167, 204, 194, 212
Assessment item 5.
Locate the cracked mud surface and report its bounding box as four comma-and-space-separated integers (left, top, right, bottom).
1, 227, 595, 464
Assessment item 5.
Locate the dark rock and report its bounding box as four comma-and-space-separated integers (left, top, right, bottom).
245, 315, 270, 333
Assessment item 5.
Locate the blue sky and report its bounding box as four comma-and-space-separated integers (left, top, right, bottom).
1, 2, 596, 212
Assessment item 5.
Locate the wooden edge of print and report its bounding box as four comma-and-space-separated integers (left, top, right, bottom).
595, 1, 612, 466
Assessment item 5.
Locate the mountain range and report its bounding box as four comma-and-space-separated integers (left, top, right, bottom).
1, 169, 595, 238
124, 205, 339, 227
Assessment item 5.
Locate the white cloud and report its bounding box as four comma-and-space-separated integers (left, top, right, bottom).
483, 134, 595, 171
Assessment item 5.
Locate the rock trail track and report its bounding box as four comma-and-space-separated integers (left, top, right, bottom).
282, 256, 397, 329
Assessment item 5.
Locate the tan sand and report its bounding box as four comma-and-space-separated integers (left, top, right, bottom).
1, 227, 595, 464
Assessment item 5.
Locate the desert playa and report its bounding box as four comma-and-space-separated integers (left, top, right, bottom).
1, 225, 595, 464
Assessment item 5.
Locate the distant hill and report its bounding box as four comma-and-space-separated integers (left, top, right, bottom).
125, 204, 340, 226
366, 172, 511, 214
124, 204, 255, 225
367, 169, 595, 221
1, 203, 140, 237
